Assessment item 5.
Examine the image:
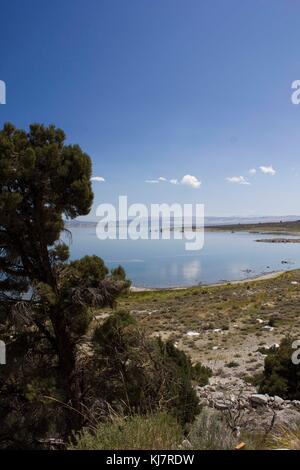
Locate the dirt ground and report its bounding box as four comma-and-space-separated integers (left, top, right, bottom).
114, 269, 300, 382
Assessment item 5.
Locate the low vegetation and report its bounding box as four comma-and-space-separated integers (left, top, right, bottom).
206, 219, 300, 234
187, 408, 236, 450
267, 424, 300, 450
91, 310, 206, 425
258, 336, 300, 399
70, 412, 183, 450
70, 408, 238, 451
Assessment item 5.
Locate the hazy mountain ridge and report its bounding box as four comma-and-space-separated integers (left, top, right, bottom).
66, 215, 300, 228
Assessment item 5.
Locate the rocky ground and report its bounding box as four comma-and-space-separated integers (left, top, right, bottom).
95, 269, 300, 435
196, 376, 300, 433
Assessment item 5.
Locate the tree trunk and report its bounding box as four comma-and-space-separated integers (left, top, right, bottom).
51, 312, 83, 431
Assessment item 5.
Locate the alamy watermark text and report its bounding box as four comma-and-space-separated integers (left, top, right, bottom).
96, 196, 204, 251
0, 80, 6, 104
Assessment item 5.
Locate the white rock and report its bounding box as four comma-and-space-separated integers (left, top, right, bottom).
95, 313, 110, 320
275, 408, 300, 429
214, 401, 229, 410
181, 439, 192, 449
200, 398, 210, 407
186, 331, 200, 337
250, 394, 269, 405
262, 325, 274, 332
274, 396, 284, 406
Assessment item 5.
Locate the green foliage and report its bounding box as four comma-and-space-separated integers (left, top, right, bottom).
192, 362, 212, 386
156, 340, 201, 424
111, 265, 127, 281
225, 361, 240, 368
92, 311, 201, 425
0, 123, 93, 288
50, 243, 70, 263
69, 412, 183, 450
25, 376, 58, 402
0, 123, 131, 447
0, 330, 66, 449
68, 255, 109, 285
258, 336, 300, 399
93, 309, 137, 348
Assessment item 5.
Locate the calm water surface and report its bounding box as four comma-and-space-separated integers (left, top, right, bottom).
68, 228, 300, 288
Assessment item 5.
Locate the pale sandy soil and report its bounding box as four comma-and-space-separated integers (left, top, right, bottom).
121, 269, 300, 388
130, 270, 285, 292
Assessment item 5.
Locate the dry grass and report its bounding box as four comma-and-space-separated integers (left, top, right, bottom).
69, 412, 183, 450
267, 425, 300, 450
93, 269, 300, 381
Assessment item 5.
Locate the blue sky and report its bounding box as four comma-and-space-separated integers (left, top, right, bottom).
1, 0, 300, 218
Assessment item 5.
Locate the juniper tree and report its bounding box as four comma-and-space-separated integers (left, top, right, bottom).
0, 123, 129, 427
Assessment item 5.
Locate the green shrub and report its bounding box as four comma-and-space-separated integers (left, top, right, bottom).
156, 340, 202, 424
225, 361, 240, 368
192, 363, 212, 386
91, 311, 202, 425
69, 412, 183, 450
111, 265, 129, 283
258, 336, 300, 399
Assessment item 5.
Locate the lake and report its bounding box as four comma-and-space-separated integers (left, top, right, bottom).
67, 228, 300, 288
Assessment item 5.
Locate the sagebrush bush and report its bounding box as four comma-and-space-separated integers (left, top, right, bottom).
69, 412, 183, 450
187, 408, 236, 450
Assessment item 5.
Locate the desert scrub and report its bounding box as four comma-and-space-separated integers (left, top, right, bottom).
267, 424, 300, 450
92, 311, 201, 424
187, 408, 236, 450
239, 431, 268, 450
69, 412, 183, 450
258, 336, 300, 399
192, 363, 212, 386
225, 361, 240, 368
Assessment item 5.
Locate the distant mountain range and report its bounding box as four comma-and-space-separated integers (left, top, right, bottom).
65, 215, 300, 228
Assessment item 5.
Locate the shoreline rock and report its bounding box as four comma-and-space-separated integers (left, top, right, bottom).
196, 379, 300, 433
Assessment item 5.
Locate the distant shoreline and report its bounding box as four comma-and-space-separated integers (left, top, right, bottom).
255, 238, 300, 243
130, 270, 285, 292
194, 219, 300, 234
66, 219, 300, 235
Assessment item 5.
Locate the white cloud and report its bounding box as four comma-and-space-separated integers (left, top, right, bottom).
249, 168, 257, 175
226, 175, 250, 185
145, 175, 202, 188
91, 176, 105, 182
181, 174, 201, 189
259, 165, 276, 175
